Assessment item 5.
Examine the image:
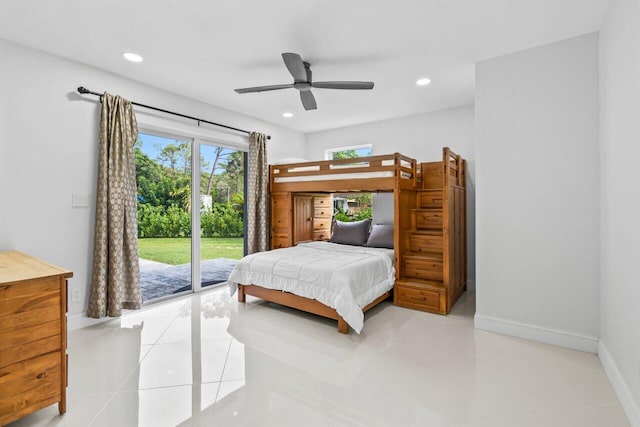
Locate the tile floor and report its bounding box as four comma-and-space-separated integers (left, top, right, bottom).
8, 289, 630, 427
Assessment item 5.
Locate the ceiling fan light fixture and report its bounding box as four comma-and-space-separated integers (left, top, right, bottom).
234, 52, 374, 111
283, 112, 293, 118
416, 78, 431, 86
123, 52, 143, 63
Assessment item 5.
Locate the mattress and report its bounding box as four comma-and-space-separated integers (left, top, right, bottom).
273, 171, 394, 183
228, 241, 395, 333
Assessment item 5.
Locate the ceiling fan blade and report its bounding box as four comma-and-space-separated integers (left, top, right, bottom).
234, 84, 294, 94
312, 81, 374, 90
300, 91, 317, 110
282, 53, 308, 82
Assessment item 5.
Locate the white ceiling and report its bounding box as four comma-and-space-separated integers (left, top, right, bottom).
0, 0, 612, 133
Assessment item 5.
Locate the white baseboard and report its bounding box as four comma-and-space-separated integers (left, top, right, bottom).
474, 313, 599, 353
598, 341, 640, 427
67, 313, 112, 331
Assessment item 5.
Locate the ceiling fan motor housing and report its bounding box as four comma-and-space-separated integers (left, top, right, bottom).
294, 82, 312, 91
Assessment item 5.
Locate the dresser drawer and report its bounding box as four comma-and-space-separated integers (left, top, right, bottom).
0, 304, 60, 334
0, 351, 60, 390
0, 317, 61, 369
271, 193, 291, 208
313, 218, 331, 231
271, 234, 291, 249
313, 230, 330, 241
0, 289, 60, 318
414, 210, 443, 229
419, 191, 443, 208
395, 285, 444, 312
314, 197, 331, 208
0, 335, 61, 369
410, 234, 443, 253
271, 212, 290, 233
0, 318, 61, 349
0, 277, 60, 300
0, 354, 61, 424
404, 257, 443, 281
271, 193, 291, 233
314, 206, 332, 218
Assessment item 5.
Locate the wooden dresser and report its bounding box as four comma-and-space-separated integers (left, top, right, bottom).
0, 251, 72, 426
271, 192, 332, 249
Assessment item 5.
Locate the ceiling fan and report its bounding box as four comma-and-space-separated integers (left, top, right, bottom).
234, 53, 374, 111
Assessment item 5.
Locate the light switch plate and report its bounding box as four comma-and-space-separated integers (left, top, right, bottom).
72, 193, 90, 208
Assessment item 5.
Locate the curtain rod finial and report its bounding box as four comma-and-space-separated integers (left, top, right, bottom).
78, 86, 89, 94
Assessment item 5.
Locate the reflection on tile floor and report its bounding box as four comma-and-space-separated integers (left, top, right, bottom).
7, 289, 630, 427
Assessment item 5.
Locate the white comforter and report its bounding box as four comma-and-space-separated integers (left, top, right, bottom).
228, 241, 395, 333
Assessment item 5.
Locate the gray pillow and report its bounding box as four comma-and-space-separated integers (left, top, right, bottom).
366, 224, 394, 249
330, 219, 371, 246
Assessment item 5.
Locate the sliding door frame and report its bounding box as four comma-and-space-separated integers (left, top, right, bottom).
138, 114, 249, 301
191, 138, 248, 293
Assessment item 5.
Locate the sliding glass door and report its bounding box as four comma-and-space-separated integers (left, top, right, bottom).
198, 146, 245, 290
135, 130, 246, 303
136, 132, 193, 302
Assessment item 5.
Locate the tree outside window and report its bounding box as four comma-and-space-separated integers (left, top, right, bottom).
325, 144, 373, 160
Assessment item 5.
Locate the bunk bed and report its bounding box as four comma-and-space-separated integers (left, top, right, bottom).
269, 153, 417, 193
228, 149, 466, 334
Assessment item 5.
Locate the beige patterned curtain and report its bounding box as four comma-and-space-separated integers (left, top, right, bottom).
246, 132, 269, 254
87, 93, 141, 318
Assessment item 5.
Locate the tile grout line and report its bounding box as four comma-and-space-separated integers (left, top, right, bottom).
210, 338, 235, 412
86, 313, 180, 426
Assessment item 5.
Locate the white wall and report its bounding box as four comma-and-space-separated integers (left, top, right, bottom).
0, 39, 306, 320
599, 0, 640, 423
475, 33, 600, 352
306, 106, 476, 284
0, 87, 7, 245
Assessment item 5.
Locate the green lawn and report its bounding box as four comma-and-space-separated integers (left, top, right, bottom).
138, 237, 244, 265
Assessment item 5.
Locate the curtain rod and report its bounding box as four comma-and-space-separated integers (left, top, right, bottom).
77, 86, 271, 140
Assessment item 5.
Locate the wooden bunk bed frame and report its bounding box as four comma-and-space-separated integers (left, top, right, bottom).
237, 149, 466, 333
269, 152, 417, 193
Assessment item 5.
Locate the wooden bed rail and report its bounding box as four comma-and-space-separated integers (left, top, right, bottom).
443, 147, 465, 188
270, 152, 417, 193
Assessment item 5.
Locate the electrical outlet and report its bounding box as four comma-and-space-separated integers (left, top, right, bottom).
71, 288, 81, 302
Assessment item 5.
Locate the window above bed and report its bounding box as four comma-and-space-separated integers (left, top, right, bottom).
324, 144, 373, 160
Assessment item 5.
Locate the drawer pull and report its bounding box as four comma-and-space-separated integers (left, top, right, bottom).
36, 372, 46, 379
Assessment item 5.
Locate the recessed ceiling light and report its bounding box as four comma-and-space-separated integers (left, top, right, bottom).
416, 78, 431, 86
123, 52, 143, 63
283, 112, 293, 118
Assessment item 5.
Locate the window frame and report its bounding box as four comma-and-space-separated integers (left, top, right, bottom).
324, 143, 373, 160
